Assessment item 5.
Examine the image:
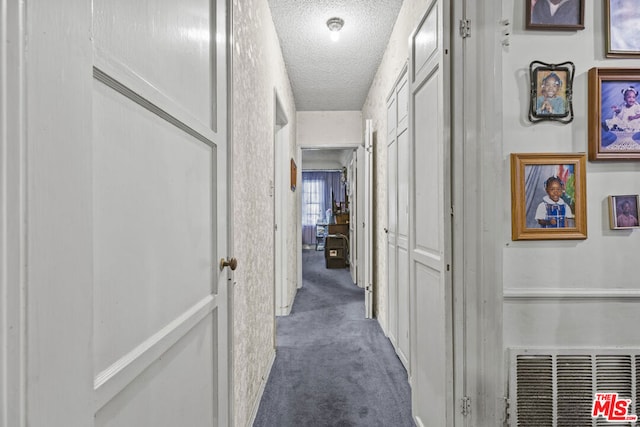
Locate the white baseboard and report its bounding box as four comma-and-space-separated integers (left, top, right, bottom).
246, 349, 276, 427
276, 305, 292, 316
276, 286, 298, 316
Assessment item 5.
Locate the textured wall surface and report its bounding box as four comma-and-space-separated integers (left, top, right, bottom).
361, 0, 429, 334
231, 0, 296, 425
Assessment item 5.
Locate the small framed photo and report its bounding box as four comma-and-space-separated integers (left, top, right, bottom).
606, 0, 640, 58
510, 153, 587, 240
608, 195, 640, 229
588, 67, 640, 160
529, 61, 574, 123
526, 0, 585, 31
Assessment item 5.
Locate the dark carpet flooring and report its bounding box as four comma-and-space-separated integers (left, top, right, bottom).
253, 249, 414, 427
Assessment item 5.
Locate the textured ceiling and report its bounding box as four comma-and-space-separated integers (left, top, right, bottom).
267, 0, 404, 111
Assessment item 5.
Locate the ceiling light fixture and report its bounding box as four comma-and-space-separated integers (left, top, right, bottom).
326, 17, 344, 42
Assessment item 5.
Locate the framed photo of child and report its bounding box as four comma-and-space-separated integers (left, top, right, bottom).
510, 153, 587, 240
606, 0, 640, 58
588, 67, 640, 160
529, 61, 574, 123
608, 195, 640, 229
525, 0, 585, 31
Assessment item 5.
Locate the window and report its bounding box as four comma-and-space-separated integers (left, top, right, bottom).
302, 179, 325, 226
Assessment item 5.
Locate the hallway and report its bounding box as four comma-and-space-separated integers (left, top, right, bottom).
254, 250, 414, 426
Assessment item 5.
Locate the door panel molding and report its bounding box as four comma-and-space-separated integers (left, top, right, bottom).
92, 0, 215, 127
94, 295, 218, 411
93, 64, 216, 146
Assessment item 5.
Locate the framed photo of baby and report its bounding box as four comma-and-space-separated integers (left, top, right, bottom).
588, 67, 640, 160
526, 0, 585, 31
510, 153, 587, 240
529, 61, 574, 123
608, 195, 640, 229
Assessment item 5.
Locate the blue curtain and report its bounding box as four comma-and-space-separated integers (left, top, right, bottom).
301, 171, 344, 245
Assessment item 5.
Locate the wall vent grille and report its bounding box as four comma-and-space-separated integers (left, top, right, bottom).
509, 349, 640, 427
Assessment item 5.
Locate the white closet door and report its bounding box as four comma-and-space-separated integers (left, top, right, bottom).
20, 0, 231, 425
396, 71, 411, 370
409, 1, 454, 425
386, 117, 398, 345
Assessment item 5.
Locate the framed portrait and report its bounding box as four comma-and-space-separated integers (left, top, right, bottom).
606, 0, 640, 57
525, 0, 585, 31
608, 195, 640, 229
588, 67, 640, 160
510, 153, 587, 240
529, 61, 574, 123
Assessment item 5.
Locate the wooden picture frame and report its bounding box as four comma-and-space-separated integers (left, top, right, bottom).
525, 0, 585, 31
529, 61, 574, 123
510, 153, 587, 240
608, 195, 640, 229
605, 0, 640, 58
290, 159, 297, 191
588, 67, 640, 160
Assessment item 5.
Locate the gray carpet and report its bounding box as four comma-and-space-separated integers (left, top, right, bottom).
253, 249, 415, 427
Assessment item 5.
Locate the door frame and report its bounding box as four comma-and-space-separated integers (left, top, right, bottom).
273, 90, 290, 317
1, 1, 27, 425
298, 144, 361, 285
449, 0, 504, 425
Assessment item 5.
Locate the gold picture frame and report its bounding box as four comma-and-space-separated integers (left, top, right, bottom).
510, 153, 587, 240
588, 67, 640, 160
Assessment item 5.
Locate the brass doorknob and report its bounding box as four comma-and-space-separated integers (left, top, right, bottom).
219, 257, 238, 271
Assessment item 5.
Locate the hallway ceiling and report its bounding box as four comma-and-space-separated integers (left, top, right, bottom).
267, 0, 404, 111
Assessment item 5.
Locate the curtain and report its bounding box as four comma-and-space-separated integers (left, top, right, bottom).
301, 171, 344, 245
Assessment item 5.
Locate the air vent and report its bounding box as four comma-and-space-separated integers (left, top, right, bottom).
509, 349, 640, 427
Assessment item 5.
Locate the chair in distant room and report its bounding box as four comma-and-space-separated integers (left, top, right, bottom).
316, 223, 328, 251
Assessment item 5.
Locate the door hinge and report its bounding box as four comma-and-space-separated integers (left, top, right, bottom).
461, 396, 471, 416
502, 397, 510, 424
459, 19, 471, 38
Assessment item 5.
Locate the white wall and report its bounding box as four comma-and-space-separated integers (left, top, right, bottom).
297, 111, 362, 147
231, 0, 297, 424
502, 1, 640, 349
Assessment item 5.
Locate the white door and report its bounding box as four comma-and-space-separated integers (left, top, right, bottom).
386, 103, 398, 344
348, 153, 358, 284
12, 0, 231, 425
387, 66, 410, 370
363, 120, 374, 319
396, 70, 411, 370
409, 1, 454, 426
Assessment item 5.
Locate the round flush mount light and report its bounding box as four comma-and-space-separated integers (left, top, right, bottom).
326, 17, 344, 41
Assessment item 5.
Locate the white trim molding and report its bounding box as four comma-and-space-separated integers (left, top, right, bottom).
246, 349, 276, 427
94, 295, 218, 411
1, 0, 26, 425
504, 288, 640, 301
